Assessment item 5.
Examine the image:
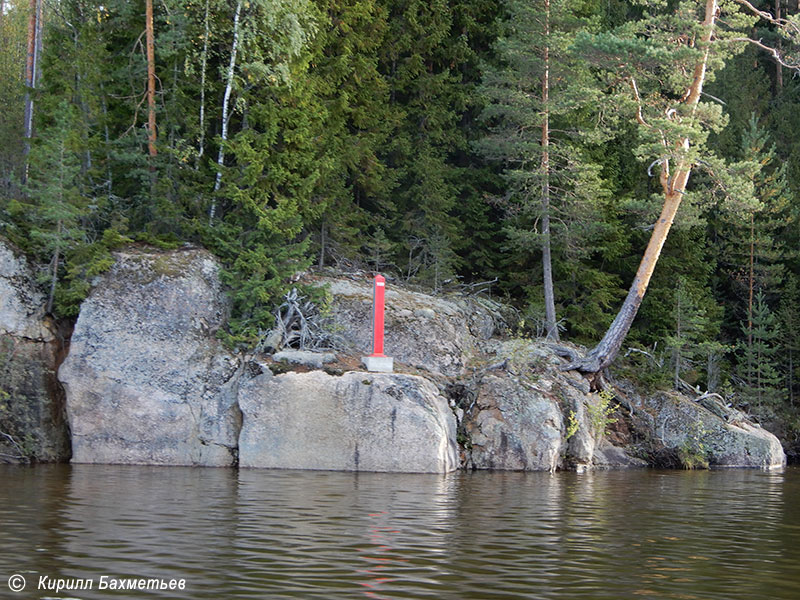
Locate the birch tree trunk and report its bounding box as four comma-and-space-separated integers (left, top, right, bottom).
564, 0, 719, 374
541, 0, 559, 342
776, 0, 783, 91
209, 0, 242, 223
22, 0, 40, 184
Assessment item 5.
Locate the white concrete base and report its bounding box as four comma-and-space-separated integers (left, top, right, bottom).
362, 355, 394, 373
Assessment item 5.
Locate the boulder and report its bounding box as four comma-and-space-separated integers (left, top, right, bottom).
0, 241, 70, 463
239, 370, 459, 473
59, 248, 242, 466
313, 276, 502, 377
640, 390, 785, 469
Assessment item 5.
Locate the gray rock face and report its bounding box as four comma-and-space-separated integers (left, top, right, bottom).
0, 241, 70, 463
35, 246, 786, 472
0, 242, 52, 341
463, 340, 784, 471
641, 390, 785, 469
464, 374, 565, 471
316, 277, 501, 377
239, 371, 459, 473
59, 248, 242, 466
462, 340, 644, 472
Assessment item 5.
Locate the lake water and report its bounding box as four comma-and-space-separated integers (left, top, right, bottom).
1, 465, 798, 599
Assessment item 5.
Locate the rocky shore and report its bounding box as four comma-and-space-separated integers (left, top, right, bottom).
0, 242, 786, 471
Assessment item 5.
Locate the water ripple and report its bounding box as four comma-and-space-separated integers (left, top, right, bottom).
0, 466, 797, 599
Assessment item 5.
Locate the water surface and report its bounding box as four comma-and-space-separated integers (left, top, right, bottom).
1, 465, 797, 599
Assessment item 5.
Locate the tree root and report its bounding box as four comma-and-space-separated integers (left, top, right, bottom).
550, 344, 603, 373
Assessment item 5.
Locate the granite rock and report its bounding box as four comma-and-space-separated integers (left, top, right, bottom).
59, 248, 242, 466
239, 370, 458, 473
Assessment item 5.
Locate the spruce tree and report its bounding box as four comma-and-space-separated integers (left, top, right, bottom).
205, 0, 321, 343
14, 102, 89, 314
707, 114, 793, 374
737, 290, 782, 411
306, 0, 396, 268
377, 0, 479, 287
778, 274, 800, 407
665, 277, 716, 389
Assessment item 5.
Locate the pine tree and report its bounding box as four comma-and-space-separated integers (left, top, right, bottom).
562, 0, 800, 374
707, 113, 793, 373
476, 0, 607, 341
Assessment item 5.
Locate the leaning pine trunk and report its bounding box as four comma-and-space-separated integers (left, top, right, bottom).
210, 0, 242, 223
565, 0, 718, 374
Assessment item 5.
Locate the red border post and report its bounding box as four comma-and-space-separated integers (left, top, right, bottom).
362, 274, 393, 372
371, 274, 386, 357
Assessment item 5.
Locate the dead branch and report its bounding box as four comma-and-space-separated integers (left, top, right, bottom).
733, 0, 800, 37
624, 345, 664, 368
727, 37, 800, 69
629, 77, 649, 127
0, 431, 29, 463
258, 288, 346, 354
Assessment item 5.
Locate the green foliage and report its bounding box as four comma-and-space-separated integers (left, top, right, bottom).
56, 229, 134, 317
778, 275, 800, 406
565, 409, 579, 440
664, 276, 721, 388
0, 1, 27, 190
587, 388, 617, 434
375, 0, 500, 287
0, 0, 799, 438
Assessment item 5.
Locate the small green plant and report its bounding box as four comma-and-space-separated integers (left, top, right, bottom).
678, 419, 710, 469
587, 388, 617, 434
456, 428, 473, 450
565, 410, 579, 440
503, 336, 544, 378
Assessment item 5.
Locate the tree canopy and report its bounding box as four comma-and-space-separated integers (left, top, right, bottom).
2, 0, 800, 430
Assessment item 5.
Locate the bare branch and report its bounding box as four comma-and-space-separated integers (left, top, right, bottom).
647, 158, 665, 177
701, 91, 727, 105
727, 37, 800, 69
629, 77, 649, 127
733, 0, 800, 38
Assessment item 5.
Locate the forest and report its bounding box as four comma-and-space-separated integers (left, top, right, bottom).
1, 0, 800, 437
